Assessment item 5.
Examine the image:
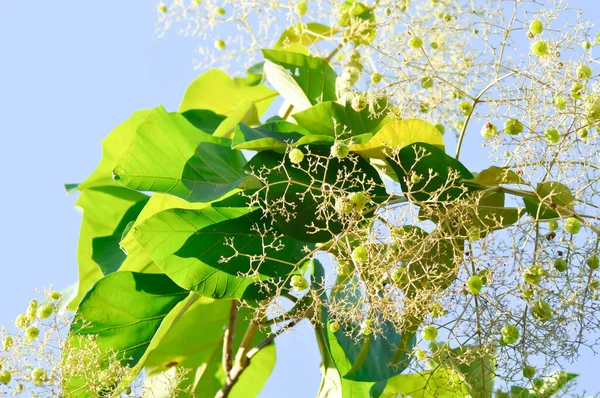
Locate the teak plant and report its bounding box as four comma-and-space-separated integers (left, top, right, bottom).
2, 0, 600, 397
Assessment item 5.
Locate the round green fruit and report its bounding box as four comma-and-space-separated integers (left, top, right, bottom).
15, 314, 30, 330
294, 2, 308, 16
554, 258, 568, 272
523, 365, 536, 379
2, 336, 13, 351
348, 192, 369, 211
467, 226, 481, 241
352, 246, 368, 264
216, 7, 226, 16
564, 217, 581, 234
529, 20, 543, 35
25, 327, 39, 340
158, 3, 167, 13
330, 141, 350, 159
571, 82, 584, 99
329, 321, 340, 333
421, 76, 434, 89
522, 288, 534, 300
531, 40, 549, 56
458, 101, 473, 116
335, 197, 353, 215
0, 370, 11, 385
554, 95, 566, 110
290, 275, 309, 291
430, 41, 439, 49
501, 325, 520, 344
422, 325, 438, 341
408, 36, 423, 49
523, 266, 546, 285
544, 128, 560, 143
582, 40, 592, 50
587, 255, 599, 270
337, 261, 351, 276
467, 275, 483, 295
416, 349, 427, 360
504, 118, 524, 135
533, 378, 545, 389
214, 39, 226, 50
32, 367, 46, 383
38, 305, 53, 319
481, 122, 498, 139
288, 148, 304, 164
579, 128, 589, 139
351, 94, 367, 112
548, 220, 559, 231
371, 73, 382, 84
50, 291, 62, 300
577, 65, 593, 79
531, 300, 553, 322
411, 173, 421, 184
392, 267, 409, 286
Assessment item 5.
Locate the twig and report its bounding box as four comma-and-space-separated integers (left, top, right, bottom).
222, 300, 239, 376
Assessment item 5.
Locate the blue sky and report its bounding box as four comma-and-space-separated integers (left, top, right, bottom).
0, 1, 598, 396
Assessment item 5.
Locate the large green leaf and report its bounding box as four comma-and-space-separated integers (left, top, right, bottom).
293, 99, 393, 137
232, 121, 308, 153
178, 69, 277, 116
143, 297, 275, 397
274, 23, 338, 54
379, 368, 465, 398
524, 181, 574, 220
78, 110, 151, 191
68, 186, 149, 310
213, 99, 260, 139
112, 106, 259, 202
467, 166, 525, 186
386, 143, 475, 203
350, 119, 444, 160
262, 49, 337, 110
66, 272, 190, 395
528, 371, 578, 397
180, 109, 227, 135
246, 147, 388, 242
325, 276, 416, 382
445, 345, 496, 397
132, 203, 311, 299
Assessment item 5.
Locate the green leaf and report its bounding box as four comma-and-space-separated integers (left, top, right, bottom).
446, 345, 496, 397
293, 99, 393, 137
213, 99, 260, 139
468, 166, 525, 186
78, 110, 151, 191
143, 297, 275, 398
325, 277, 416, 382
523, 182, 574, 221
113, 106, 259, 202
350, 119, 444, 160
262, 49, 337, 110
68, 186, 149, 310
511, 386, 531, 398
181, 109, 227, 135
132, 203, 311, 299
274, 23, 338, 54
66, 272, 189, 395
232, 121, 308, 153
379, 368, 465, 398
528, 371, 578, 398
179, 69, 277, 116
246, 147, 388, 242
387, 143, 474, 203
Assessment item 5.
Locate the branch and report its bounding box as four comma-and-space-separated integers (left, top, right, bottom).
222, 300, 239, 376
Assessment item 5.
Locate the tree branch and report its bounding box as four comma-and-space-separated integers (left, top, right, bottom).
222, 300, 239, 376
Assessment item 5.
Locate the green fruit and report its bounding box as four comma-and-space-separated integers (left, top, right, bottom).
456, 120, 465, 131
458, 101, 473, 116
529, 20, 543, 35
288, 148, 304, 164
50, 291, 62, 300
330, 141, 350, 159
554, 95, 566, 110
25, 327, 39, 340
0, 370, 11, 385
501, 325, 520, 344
523, 365, 536, 379
392, 267, 409, 286
27, 299, 39, 318
586, 255, 599, 270
579, 128, 589, 139
408, 36, 423, 48
564, 217, 581, 234
590, 280, 599, 291
443, 13, 451, 22
597, 32, 600, 44
434, 124, 445, 134
294, 2, 308, 16
531, 300, 553, 322
15, 314, 30, 330
467, 226, 481, 241
582, 40, 592, 50
533, 378, 545, 389
548, 220, 559, 231
32, 367, 46, 383
421, 76, 434, 89
578, 65, 593, 79
351, 94, 367, 111
290, 275, 309, 291
411, 173, 421, 184
430, 41, 439, 49
523, 266, 546, 285
588, 98, 600, 120
504, 118, 524, 135
352, 246, 368, 264
495, 391, 510, 398
2, 336, 13, 351
334, 197, 352, 215
571, 82, 584, 99
554, 258, 568, 272
422, 325, 438, 341
544, 128, 560, 143
38, 304, 53, 319
532, 40, 549, 55
216, 7, 226, 16
348, 192, 369, 211
429, 303, 446, 318
478, 269, 492, 285
371, 73, 382, 84
158, 3, 167, 13
467, 275, 483, 295
362, 319, 373, 335
214, 39, 226, 50
522, 288, 534, 300
329, 321, 340, 333
337, 262, 351, 276
416, 349, 427, 360
481, 122, 498, 139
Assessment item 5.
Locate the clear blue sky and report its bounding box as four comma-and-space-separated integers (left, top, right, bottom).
0, 1, 598, 396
